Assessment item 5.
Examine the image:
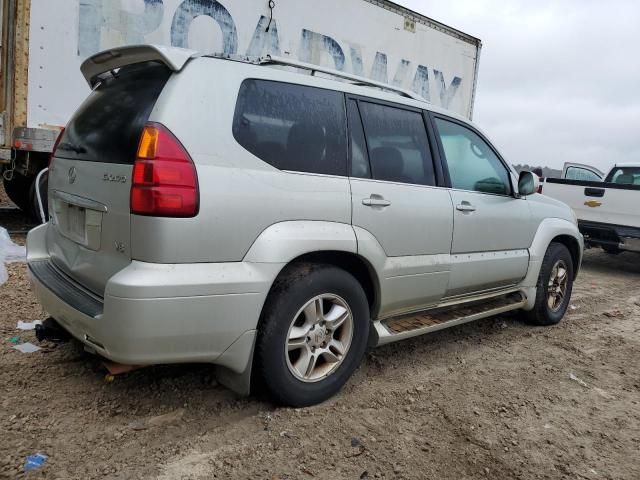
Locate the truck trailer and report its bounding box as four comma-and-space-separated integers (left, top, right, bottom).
1, 0, 481, 215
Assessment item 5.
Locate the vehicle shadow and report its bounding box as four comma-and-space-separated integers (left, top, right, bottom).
0, 208, 38, 236
51, 309, 527, 409
581, 249, 640, 276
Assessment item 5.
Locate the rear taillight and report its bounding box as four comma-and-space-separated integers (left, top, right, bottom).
130, 123, 199, 217
49, 127, 65, 168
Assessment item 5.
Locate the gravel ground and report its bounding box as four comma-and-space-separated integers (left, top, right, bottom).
1, 194, 639, 479
0, 182, 13, 208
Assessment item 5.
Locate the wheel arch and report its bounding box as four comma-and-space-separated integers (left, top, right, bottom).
274, 250, 380, 319
521, 218, 583, 310
527, 218, 583, 279
243, 221, 381, 317
550, 234, 581, 279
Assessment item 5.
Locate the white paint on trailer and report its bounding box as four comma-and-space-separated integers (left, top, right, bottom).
26, 0, 480, 130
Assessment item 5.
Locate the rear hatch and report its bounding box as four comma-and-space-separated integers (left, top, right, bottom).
47, 49, 187, 295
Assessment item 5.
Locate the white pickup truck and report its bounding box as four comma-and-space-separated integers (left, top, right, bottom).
542, 162, 640, 254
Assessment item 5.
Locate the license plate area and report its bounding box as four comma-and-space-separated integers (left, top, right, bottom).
52, 194, 104, 251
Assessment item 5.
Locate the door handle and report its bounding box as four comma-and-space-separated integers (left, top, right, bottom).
584, 188, 605, 198
362, 196, 391, 207
456, 202, 476, 212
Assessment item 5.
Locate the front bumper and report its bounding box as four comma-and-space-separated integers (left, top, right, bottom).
27, 224, 283, 371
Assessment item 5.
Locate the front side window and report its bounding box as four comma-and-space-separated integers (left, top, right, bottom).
434, 118, 511, 195
232, 79, 347, 176
358, 102, 435, 186
565, 166, 602, 182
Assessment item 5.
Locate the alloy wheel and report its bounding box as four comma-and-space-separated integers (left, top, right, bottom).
547, 259, 569, 312
285, 294, 354, 382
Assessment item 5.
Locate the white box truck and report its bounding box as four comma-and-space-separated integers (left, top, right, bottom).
1, 0, 481, 215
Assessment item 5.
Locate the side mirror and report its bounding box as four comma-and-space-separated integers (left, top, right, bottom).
518, 171, 540, 196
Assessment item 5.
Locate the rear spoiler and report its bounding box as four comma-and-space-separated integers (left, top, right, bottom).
80, 45, 200, 88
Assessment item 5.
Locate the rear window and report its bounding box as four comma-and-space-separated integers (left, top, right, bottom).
604, 167, 640, 185
232, 79, 348, 176
56, 62, 171, 164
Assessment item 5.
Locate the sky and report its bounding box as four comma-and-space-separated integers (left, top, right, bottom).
398, 0, 640, 172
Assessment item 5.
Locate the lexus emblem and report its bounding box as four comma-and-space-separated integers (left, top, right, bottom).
68, 166, 77, 184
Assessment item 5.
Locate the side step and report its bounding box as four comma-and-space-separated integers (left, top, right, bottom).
375, 292, 526, 346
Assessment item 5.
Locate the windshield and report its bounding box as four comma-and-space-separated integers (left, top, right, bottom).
604, 167, 640, 185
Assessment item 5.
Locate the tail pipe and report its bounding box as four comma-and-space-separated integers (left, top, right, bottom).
35, 317, 71, 342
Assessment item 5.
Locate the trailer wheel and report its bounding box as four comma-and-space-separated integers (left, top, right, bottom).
2, 173, 33, 213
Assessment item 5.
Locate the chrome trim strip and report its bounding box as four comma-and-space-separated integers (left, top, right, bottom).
53, 190, 108, 212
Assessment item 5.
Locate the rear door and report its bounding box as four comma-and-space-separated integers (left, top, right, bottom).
431, 115, 533, 297
47, 61, 171, 295
348, 97, 453, 314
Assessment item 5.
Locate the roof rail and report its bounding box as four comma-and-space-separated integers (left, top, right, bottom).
259, 55, 427, 102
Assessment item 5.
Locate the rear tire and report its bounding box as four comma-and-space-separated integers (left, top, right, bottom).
2, 173, 33, 212
525, 242, 574, 326
602, 245, 621, 255
255, 264, 369, 407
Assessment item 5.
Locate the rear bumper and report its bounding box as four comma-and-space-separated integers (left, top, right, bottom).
579, 220, 640, 252
27, 224, 283, 371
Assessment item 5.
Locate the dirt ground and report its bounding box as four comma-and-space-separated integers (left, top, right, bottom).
1, 188, 639, 479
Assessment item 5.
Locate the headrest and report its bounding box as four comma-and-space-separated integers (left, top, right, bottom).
615, 174, 634, 184
370, 147, 405, 182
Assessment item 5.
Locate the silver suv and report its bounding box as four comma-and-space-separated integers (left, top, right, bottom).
27, 45, 583, 406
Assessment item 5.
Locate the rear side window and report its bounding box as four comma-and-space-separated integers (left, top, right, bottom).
605, 167, 640, 185
233, 79, 347, 176
56, 62, 171, 164
358, 102, 435, 186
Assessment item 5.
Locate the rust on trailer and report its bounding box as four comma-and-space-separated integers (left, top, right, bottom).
0, 0, 13, 143
0, 1, 5, 113
13, 0, 30, 129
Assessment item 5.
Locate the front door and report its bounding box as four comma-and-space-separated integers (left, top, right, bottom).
432, 115, 533, 297
348, 98, 454, 317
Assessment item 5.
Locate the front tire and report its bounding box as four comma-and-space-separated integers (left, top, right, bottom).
525, 242, 574, 326
255, 264, 370, 407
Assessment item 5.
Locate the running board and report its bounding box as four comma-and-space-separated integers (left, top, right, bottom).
375, 292, 526, 346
